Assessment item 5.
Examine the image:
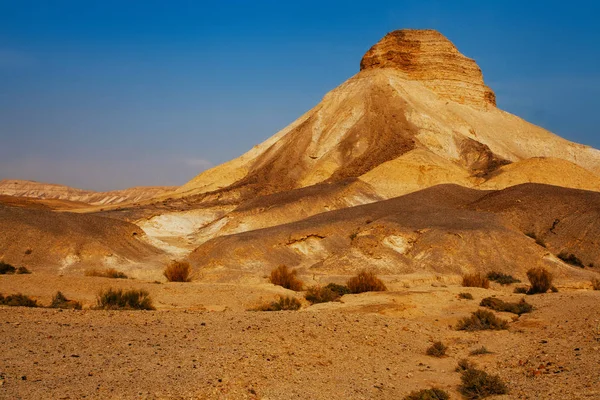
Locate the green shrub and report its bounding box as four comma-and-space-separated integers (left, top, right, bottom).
480, 297, 533, 315
458, 292, 474, 300
486, 271, 520, 285
470, 346, 492, 356
163, 261, 191, 282
252, 296, 301, 311
0, 293, 39, 307
462, 274, 490, 289
526, 267, 553, 294
403, 388, 449, 400
557, 252, 584, 268
459, 367, 508, 399
95, 288, 155, 310
305, 286, 340, 304
346, 270, 387, 293
50, 291, 82, 310
0, 262, 16, 274
85, 268, 128, 279
269, 265, 303, 291
426, 341, 447, 357
456, 310, 508, 331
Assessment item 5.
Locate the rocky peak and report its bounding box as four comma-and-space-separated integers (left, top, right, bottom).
360, 29, 496, 108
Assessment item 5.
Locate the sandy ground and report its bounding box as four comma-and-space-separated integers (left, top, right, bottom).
1, 273, 600, 399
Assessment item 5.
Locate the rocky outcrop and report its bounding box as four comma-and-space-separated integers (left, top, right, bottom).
360, 29, 496, 108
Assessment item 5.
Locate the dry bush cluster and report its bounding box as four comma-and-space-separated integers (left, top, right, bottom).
486, 271, 520, 285
305, 283, 352, 304
269, 265, 303, 291
0, 293, 40, 307
480, 297, 533, 315
459, 365, 508, 399
403, 388, 449, 400
50, 291, 82, 310
252, 296, 301, 311
85, 268, 128, 279
456, 309, 508, 331
346, 270, 387, 293
462, 274, 490, 289
163, 261, 192, 282
557, 252, 585, 268
426, 341, 447, 357
95, 288, 155, 310
526, 267, 553, 294
0, 262, 31, 275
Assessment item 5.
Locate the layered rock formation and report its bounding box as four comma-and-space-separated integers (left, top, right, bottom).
360, 29, 496, 108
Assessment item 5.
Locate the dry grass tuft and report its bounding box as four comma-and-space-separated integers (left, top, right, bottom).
252, 296, 301, 311
269, 265, 303, 291
95, 288, 155, 310
426, 341, 447, 357
346, 270, 387, 294
470, 346, 492, 356
480, 297, 533, 315
163, 261, 192, 282
0, 293, 40, 307
403, 388, 449, 400
456, 309, 508, 331
85, 268, 128, 279
526, 267, 553, 294
462, 274, 490, 289
459, 367, 508, 399
50, 291, 82, 310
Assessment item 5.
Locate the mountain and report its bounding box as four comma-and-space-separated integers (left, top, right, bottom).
0, 179, 177, 206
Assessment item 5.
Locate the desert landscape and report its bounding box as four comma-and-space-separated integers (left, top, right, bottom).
2, 26, 600, 400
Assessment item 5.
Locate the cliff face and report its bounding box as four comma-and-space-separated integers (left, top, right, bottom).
360, 29, 496, 108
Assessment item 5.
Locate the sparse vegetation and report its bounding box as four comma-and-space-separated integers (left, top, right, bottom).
456, 309, 508, 331
526, 267, 553, 294
85, 268, 128, 279
470, 346, 492, 356
456, 358, 477, 372
16, 266, 31, 274
305, 285, 340, 304
458, 292, 474, 300
459, 367, 508, 399
592, 278, 600, 290
324, 283, 351, 297
346, 270, 387, 293
550, 285, 559, 293
252, 296, 301, 311
480, 297, 533, 315
0, 293, 40, 307
163, 261, 192, 282
557, 252, 585, 268
513, 286, 528, 294
50, 291, 82, 310
95, 288, 155, 310
525, 232, 546, 248
486, 271, 520, 285
462, 274, 490, 289
403, 388, 449, 400
426, 341, 447, 357
269, 265, 303, 291
0, 262, 17, 274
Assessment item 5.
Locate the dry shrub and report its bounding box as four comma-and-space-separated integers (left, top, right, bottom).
557, 252, 585, 268
426, 341, 447, 357
456, 358, 477, 372
95, 288, 154, 310
403, 388, 449, 400
305, 286, 340, 304
0, 262, 16, 274
252, 296, 301, 311
0, 293, 39, 307
456, 309, 508, 331
325, 283, 351, 296
513, 286, 528, 294
50, 291, 82, 310
346, 270, 387, 294
592, 278, 600, 290
16, 266, 31, 274
486, 271, 520, 285
458, 292, 474, 300
85, 268, 128, 279
462, 274, 490, 289
269, 265, 303, 291
470, 346, 492, 356
163, 261, 191, 282
526, 267, 553, 294
459, 367, 508, 399
480, 297, 533, 315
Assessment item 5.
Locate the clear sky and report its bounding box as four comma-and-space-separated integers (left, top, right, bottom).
1, 0, 599, 191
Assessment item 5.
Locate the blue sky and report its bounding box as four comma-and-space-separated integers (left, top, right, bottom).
1, 0, 599, 191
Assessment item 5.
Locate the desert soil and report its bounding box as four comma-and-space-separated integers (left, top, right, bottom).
1, 274, 599, 399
